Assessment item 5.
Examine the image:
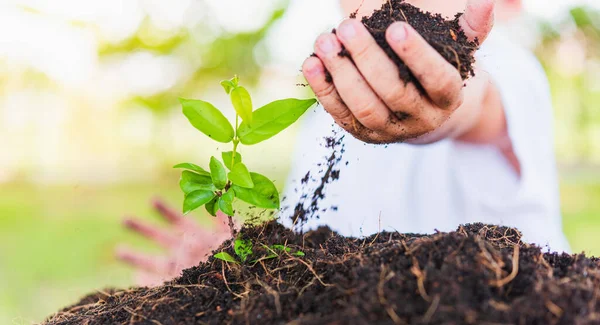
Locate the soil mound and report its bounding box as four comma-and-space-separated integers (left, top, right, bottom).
44, 222, 600, 325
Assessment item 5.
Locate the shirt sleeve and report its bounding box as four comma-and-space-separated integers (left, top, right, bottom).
454, 30, 570, 252
478, 31, 556, 198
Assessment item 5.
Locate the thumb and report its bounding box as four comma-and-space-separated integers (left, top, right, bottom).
459, 0, 495, 44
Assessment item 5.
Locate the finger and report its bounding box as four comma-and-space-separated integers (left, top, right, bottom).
302, 57, 392, 143
115, 246, 170, 274
302, 56, 357, 131
174, 212, 234, 249
123, 217, 179, 249
386, 22, 464, 109
152, 197, 184, 224
459, 0, 495, 43
314, 33, 395, 132
335, 19, 421, 115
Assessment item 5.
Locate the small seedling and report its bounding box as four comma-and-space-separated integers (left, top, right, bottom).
175, 75, 317, 216
263, 244, 305, 259
213, 236, 253, 264
213, 236, 305, 264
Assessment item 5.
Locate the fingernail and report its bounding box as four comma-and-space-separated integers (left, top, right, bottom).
389, 23, 407, 42
317, 36, 336, 54
304, 61, 322, 77
338, 21, 356, 40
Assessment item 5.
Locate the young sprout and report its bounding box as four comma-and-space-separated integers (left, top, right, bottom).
213, 236, 305, 264
213, 236, 253, 264
175, 75, 317, 217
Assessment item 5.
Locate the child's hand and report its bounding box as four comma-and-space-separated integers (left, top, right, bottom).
116, 199, 233, 286
303, 0, 496, 144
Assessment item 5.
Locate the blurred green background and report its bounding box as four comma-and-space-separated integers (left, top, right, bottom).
1, 0, 600, 323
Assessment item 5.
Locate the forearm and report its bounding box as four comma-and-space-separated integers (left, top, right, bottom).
457, 79, 520, 174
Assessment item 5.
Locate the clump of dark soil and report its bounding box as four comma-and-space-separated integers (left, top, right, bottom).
45, 222, 600, 325
322, 0, 477, 87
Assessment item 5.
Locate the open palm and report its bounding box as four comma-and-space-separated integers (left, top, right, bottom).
116, 199, 233, 286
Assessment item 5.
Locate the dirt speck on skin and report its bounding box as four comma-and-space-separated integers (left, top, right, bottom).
44, 222, 600, 325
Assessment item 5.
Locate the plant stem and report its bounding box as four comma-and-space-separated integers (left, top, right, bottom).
231, 114, 240, 168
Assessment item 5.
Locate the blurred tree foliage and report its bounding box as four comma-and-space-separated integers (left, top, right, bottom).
105, 2, 289, 115
536, 6, 600, 163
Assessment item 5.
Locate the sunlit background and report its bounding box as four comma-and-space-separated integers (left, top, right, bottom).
1, 0, 600, 323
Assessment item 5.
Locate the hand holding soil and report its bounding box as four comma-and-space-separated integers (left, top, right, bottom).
304, 0, 497, 144
115, 199, 233, 286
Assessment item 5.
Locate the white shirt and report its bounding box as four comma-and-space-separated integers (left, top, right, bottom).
282, 29, 571, 253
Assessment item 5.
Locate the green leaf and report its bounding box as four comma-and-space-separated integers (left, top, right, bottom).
220, 76, 239, 94
220, 80, 236, 94
264, 245, 280, 256
250, 245, 287, 263
183, 190, 215, 215
270, 244, 304, 256
271, 244, 291, 252
214, 252, 238, 263
218, 190, 235, 216
209, 156, 227, 190
234, 237, 253, 263
232, 172, 279, 209
205, 196, 219, 217
237, 98, 317, 145
180, 171, 214, 195
228, 163, 254, 188
173, 163, 210, 176
222, 151, 242, 170
180, 98, 234, 143
230, 86, 253, 124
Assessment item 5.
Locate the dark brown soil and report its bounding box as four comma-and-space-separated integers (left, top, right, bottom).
322, 0, 477, 87
45, 222, 600, 325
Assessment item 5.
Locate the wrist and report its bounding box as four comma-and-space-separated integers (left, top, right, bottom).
455, 77, 507, 145
405, 75, 490, 145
